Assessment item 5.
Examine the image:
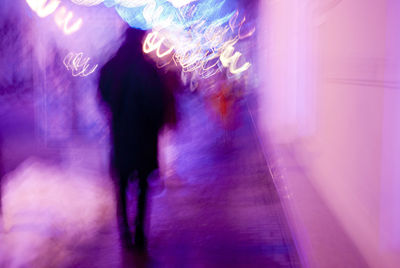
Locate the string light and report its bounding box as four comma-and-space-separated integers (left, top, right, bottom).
63, 52, 98, 77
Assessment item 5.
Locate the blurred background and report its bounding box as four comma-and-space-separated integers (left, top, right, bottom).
0, 0, 399, 267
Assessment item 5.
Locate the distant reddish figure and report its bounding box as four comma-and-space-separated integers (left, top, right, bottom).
206, 73, 243, 142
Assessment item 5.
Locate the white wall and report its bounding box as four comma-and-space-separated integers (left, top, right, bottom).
258, 0, 400, 267
380, 0, 400, 255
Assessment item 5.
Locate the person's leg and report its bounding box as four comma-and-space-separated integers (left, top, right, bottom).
134, 169, 150, 248
115, 170, 133, 247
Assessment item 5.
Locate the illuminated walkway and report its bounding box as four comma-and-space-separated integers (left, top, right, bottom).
0, 92, 300, 267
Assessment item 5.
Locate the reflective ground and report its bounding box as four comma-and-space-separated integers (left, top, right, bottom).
0, 92, 300, 267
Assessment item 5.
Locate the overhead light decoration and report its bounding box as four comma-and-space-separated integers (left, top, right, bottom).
70, 0, 255, 77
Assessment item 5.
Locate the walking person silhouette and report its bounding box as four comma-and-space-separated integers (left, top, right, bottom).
98, 27, 170, 250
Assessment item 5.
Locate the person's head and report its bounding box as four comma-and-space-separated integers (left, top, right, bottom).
124, 27, 146, 47
115, 27, 147, 59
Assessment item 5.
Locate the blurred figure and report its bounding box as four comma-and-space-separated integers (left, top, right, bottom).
98, 27, 172, 250
205, 72, 243, 143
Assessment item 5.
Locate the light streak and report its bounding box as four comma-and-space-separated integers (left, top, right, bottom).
143, 31, 174, 58
63, 52, 98, 77
54, 7, 83, 35
238, 24, 255, 40
229, 10, 255, 40
200, 55, 221, 78
202, 50, 220, 69
219, 40, 250, 74
143, 28, 251, 76
228, 10, 241, 32
26, 0, 61, 18
26, 0, 83, 35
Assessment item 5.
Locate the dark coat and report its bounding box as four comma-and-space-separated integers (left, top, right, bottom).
99, 28, 167, 178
